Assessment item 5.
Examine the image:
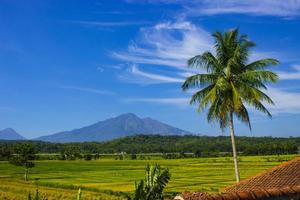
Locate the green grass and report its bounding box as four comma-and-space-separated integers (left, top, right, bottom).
0, 155, 298, 199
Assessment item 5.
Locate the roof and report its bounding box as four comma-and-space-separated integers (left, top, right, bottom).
176, 157, 300, 200
223, 157, 300, 193
177, 186, 300, 200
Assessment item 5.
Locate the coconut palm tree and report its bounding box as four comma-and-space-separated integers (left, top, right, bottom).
182, 29, 279, 182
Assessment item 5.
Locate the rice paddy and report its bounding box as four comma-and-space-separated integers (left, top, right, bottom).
0, 155, 298, 199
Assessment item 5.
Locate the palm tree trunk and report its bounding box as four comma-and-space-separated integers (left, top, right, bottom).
229, 111, 240, 182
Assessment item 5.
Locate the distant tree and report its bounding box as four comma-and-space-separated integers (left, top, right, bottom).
83, 153, 92, 161
0, 145, 12, 161
60, 145, 81, 160
194, 150, 202, 158
131, 153, 137, 160
182, 29, 278, 182
10, 143, 36, 181
133, 164, 170, 200
179, 151, 186, 158
94, 153, 100, 160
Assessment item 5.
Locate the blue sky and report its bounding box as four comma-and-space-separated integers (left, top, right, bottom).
1, 0, 300, 138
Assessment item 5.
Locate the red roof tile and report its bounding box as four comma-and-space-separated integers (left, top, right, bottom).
223, 157, 300, 193
176, 157, 300, 200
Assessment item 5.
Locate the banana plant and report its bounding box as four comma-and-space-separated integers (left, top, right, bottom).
133, 164, 171, 200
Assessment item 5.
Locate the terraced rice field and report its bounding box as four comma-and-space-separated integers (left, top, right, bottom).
0, 155, 298, 199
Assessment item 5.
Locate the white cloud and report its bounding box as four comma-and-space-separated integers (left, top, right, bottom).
276, 65, 300, 80
61, 86, 116, 95
154, 21, 196, 30
125, 86, 300, 114
130, 0, 300, 17
190, 0, 300, 17
265, 87, 300, 114
113, 20, 287, 71
125, 97, 189, 106
96, 66, 104, 72
113, 21, 213, 70
120, 84, 300, 116
112, 20, 300, 115
119, 64, 184, 84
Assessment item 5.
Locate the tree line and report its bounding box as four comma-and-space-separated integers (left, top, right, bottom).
1, 135, 299, 160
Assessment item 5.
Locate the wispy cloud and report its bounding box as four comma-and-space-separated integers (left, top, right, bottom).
96, 64, 125, 71
125, 97, 189, 106
184, 0, 300, 18
96, 66, 104, 72
265, 87, 300, 114
124, 86, 300, 114
61, 86, 116, 95
277, 65, 300, 80
113, 20, 287, 70
119, 64, 185, 84
66, 20, 151, 27
112, 21, 213, 70
127, 0, 300, 18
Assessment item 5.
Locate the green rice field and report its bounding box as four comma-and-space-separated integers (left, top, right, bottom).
0, 155, 298, 199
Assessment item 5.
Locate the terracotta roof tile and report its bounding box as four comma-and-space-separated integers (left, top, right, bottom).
177, 157, 300, 200
223, 157, 300, 193
179, 186, 300, 200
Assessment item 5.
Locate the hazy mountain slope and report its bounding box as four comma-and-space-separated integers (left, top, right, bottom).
36, 113, 191, 142
0, 128, 26, 140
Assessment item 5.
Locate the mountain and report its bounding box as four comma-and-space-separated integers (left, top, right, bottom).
0, 128, 26, 140
36, 113, 191, 142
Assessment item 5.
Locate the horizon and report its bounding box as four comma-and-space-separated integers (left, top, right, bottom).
1, 1, 300, 138
1, 112, 299, 140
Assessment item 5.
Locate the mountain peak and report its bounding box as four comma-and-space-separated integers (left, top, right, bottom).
117, 113, 139, 118
2, 128, 17, 133
0, 128, 26, 140
36, 113, 191, 142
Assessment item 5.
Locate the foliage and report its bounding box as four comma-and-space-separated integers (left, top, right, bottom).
182, 28, 278, 130
1, 135, 299, 158
133, 164, 170, 200
60, 145, 82, 160
9, 143, 36, 181
0, 144, 12, 161
83, 154, 92, 161
182, 28, 279, 181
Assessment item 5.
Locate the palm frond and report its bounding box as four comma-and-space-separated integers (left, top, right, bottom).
182, 74, 217, 91
183, 28, 278, 131
251, 100, 272, 118
244, 59, 279, 71
187, 51, 221, 72
240, 70, 278, 83
235, 103, 251, 130
189, 84, 215, 105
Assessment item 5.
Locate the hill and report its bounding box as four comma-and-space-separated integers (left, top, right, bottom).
0, 128, 26, 140
35, 113, 191, 142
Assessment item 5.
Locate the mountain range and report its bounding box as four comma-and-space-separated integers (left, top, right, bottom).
34, 113, 191, 142
0, 128, 26, 140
